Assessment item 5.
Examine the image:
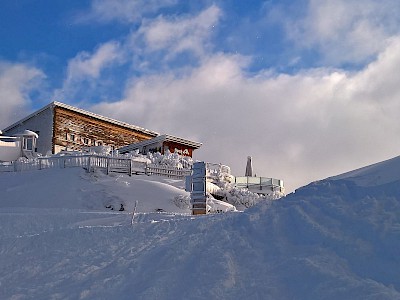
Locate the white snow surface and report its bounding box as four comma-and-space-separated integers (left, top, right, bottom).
0, 168, 190, 213
329, 155, 400, 186
1, 156, 400, 299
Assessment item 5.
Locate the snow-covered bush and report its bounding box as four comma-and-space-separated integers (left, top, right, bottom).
146, 150, 193, 169
224, 187, 266, 209
173, 194, 191, 209
219, 185, 285, 210
126, 149, 192, 169
202, 163, 284, 210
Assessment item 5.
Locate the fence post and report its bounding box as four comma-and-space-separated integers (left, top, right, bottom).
87, 156, 91, 173
129, 159, 132, 176
38, 159, 42, 170
106, 157, 110, 175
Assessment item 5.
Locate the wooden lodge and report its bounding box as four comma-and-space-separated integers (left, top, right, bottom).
1, 101, 201, 157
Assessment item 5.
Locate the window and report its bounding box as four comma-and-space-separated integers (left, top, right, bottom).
23, 138, 33, 150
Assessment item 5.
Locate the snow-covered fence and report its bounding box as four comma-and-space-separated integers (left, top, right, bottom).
86, 156, 131, 174
39, 155, 90, 169
0, 154, 191, 179
145, 164, 192, 179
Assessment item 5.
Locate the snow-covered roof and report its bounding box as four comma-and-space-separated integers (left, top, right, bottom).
2, 101, 159, 137
118, 134, 202, 153
14, 130, 39, 138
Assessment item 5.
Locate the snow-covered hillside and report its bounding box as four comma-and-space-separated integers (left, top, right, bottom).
1, 156, 400, 299
0, 168, 190, 213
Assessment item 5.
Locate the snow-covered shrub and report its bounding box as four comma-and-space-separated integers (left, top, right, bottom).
210, 178, 282, 210
125, 149, 193, 169
224, 187, 265, 209
202, 165, 284, 210
146, 150, 193, 169
173, 194, 191, 209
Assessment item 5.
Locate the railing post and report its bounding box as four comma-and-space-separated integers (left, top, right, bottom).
106, 157, 110, 175
129, 159, 132, 176
87, 156, 91, 173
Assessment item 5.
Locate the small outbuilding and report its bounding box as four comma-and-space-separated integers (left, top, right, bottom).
118, 134, 202, 158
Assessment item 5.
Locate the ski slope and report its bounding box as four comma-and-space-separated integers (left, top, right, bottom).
1, 156, 400, 299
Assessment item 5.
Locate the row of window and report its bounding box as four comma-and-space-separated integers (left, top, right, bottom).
65, 133, 103, 146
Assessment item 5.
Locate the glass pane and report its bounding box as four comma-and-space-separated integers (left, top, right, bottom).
235, 177, 247, 184
247, 177, 260, 184
261, 177, 272, 185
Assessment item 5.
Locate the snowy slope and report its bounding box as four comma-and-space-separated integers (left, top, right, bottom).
1, 157, 400, 299
329, 155, 400, 187
0, 168, 190, 213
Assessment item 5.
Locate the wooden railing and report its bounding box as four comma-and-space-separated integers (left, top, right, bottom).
0, 154, 192, 179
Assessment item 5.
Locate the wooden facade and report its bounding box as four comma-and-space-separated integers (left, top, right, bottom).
2, 101, 158, 155
53, 106, 156, 153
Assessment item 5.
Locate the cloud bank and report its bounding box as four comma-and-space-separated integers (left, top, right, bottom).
0, 62, 45, 128
83, 3, 400, 192
91, 38, 400, 192
281, 0, 400, 65
4, 1, 400, 193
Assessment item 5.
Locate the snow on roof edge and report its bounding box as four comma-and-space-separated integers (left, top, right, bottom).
119, 134, 202, 153
2, 101, 159, 137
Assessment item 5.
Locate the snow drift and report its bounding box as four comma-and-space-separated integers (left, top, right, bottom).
1, 156, 400, 299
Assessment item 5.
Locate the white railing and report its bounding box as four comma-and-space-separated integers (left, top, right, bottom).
0, 154, 191, 179
145, 164, 192, 179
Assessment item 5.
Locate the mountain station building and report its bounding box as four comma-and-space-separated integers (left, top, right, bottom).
1, 101, 201, 157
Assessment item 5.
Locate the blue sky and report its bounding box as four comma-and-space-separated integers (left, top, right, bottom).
2, 0, 400, 192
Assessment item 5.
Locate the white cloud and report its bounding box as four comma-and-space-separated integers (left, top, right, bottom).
91, 38, 400, 193
133, 5, 221, 60
79, 0, 178, 24
66, 41, 122, 80
283, 0, 400, 65
54, 41, 123, 101
59, 5, 221, 102
0, 62, 45, 129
